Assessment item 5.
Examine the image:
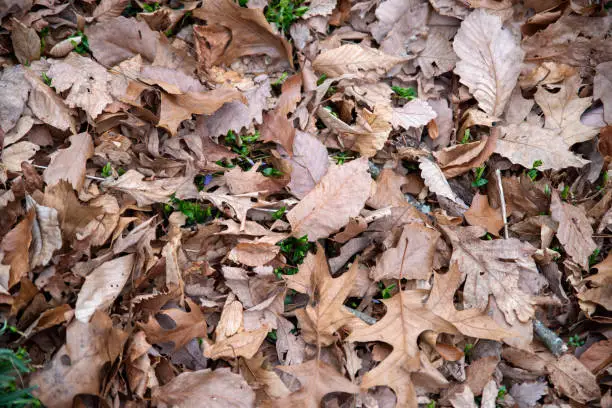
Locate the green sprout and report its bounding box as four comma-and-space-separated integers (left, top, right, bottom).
471, 165, 488, 188
597, 171, 609, 191
273, 72, 288, 86
323, 105, 338, 118
463, 343, 474, 356
568, 335, 585, 348
391, 86, 417, 100
142, 2, 161, 12
544, 184, 551, 197
527, 159, 543, 181
316, 74, 327, 86
379, 282, 396, 299
589, 248, 600, 267
101, 162, 113, 178
262, 167, 283, 177
278, 235, 311, 265
239, 0, 248, 6
265, 0, 308, 32
561, 185, 571, 200
39, 27, 49, 53
497, 385, 507, 401
332, 152, 352, 165
165, 194, 212, 224
272, 206, 286, 220
0, 337, 40, 408
461, 128, 471, 144
266, 329, 277, 342
69, 31, 90, 55
41, 72, 52, 86
425, 401, 436, 408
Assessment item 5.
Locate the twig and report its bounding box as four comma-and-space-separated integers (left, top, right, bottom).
533, 319, 568, 356
343, 306, 376, 325
362, 207, 392, 223
31, 164, 108, 182
495, 169, 509, 239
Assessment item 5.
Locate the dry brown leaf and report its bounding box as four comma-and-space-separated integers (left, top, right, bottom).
313, 44, 406, 78
25, 196, 62, 269
465, 356, 499, 396
287, 157, 372, 241
92, 0, 130, 22
274, 360, 359, 407
434, 130, 498, 177
546, 354, 601, 403
103, 170, 188, 206
0, 66, 30, 133
450, 385, 478, 408
75, 254, 135, 322
228, 241, 280, 267
152, 368, 255, 408
43, 132, 94, 191
578, 252, 612, 310
550, 191, 596, 270
417, 30, 458, 78
595, 61, 612, 125
30, 311, 128, 408
159, 87, 246, 136
139, 298, 208, 351
240, 353, 290, 402
1, 141, 39, 172
277, 74, 302, 116
200, 191, 263, 230
464, 193, 504, 236
441, 225, 537, 325
427, 262, 509, 341
495, 122, 589, 170
366, 168, 410, 209
418, 157, 468, 210
193, 0, 292, 66
332, 216, 367, 243
260, 110, 296, 156
349, 290, 458, 407
579, 338, 612, 373
0, 211, 33, 288
390, 99, 437, 131
535, 74, 600, 146
286, 130, 329, 199
453, 9, 524, 116
371, 223, 440, 281
290, 244, 358, 346
24, 70, 76, 133
225, 164, 286, 194
11, 18, 40, 65
126, 331, 153, 398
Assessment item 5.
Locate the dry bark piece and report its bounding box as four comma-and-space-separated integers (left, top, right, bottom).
152, 368, 255, 408
453, 9, 524, 116
287, 157, 372, 241
43, 132, 94, 191
193, 0, 292, 66
550, 191, 596, 270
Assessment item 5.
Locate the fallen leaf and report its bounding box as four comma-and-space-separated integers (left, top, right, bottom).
228, 241, 280, 267
277, 74, 302, 116
579, 338, 612, 372
92, 0, 129, 22
464, 193, 504, 236
453, 9, 524, 116
366, 168, 411, 209
419, 157, 468, 210
286, 130, 329, 199
434, 130, 498, 178
225, 164, 286, 194
75, 254, 135, 322
287, 157, 372, 241
10, 18, 40, 65
103, 170, 188, 206
152, 368, 256, 408
441, 225, 537, 325
509, 381, 548, 408
200, 191, 263, 230
465, 356, 498, 395
417, 30, 458, 78
349, 290, 458, 407
29, 311, 128, 408
25, 196, 62, 269
0, 66, 30, 133
24, 70, 76, 133
1, 141, 39, 172
450, 385, 478, 408
274, 360, 359, 407
391, 99, 437, 130
240, 353, 290, 402
313, 44, 406, 78
139, 298, 208, 351
595, 61, 612, 125
43, 132, 94, 191
260, 110, 295, 156
371, 223, 440, 281
546, 354, 601, 404
1, 211, 33, 288
578, 252, 612, 310
550, 191, 596, 270
193, 0, 292, 66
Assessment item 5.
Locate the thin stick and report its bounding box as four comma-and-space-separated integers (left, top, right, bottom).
32, 164, 107, 182
495, 169, 509, 239
533, 320, 568, 356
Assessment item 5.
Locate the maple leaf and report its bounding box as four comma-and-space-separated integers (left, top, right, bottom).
348, 290, 458, 407
286, 244, 359, 346
274, 360, 359, 408
453, 9, 524, 116
440, 225, 537, 325
287, 157, 372, 241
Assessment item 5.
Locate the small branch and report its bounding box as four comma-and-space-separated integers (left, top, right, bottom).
362, 207, 392, 223
533, 319, 568, 356
31, 164, 107, 182
495, 169, 509, 239
343, 306, 376, 325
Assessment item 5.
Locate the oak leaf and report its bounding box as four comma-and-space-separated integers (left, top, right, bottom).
348, 290, 458, 407
313, 44, 405, 78
43, 132, 94, 191
287, 157, 372, 241
75, 254, 135, 322
441, 225, 537, 325
453, 9, 524, 116
274, 360, 359, 408
152, 368, 255, 408
550, 191, 596, 270
193, 0, 292, 66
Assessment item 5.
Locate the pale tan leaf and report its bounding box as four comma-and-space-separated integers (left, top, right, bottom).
24, 70, 76, 133
418, 157, 468, 209
550, 191, 596, 270
450, 386, 478, 408
0, 66, 30, 133
204, 325, 269, 359
43, 132, 93, 191
103, 170, 188, 206
391, 99, 437, 130
3, 115, 34, 147
286, 131, 329, 199
303, 0, 336, 17
200, 191, 262, 230
464, 193, 504, 236
313, 44, 406, 78
0, 211, 33, 288
372, 223, 440, 281
417, 30, 458, 78
225, 164, 286, 195
152, 368, 255, 408
434, 130, 498, 177
578, 253, 612, 310
228, 241, 280, 267
193, 0, 292, 65
47, 53, 127, 119
366, 168, 411, 209
240, 354, 290, 400
92, 0, 129, 22
534, 74, 600, 146
75, 254, 135, 322
287, 157, 372, 241
594, 61, 612, 125
11, 18, 40, 65
546, 354, 601, 403
495, 123, 589, 170
25, 196, 62, 269
1, 141, 39, 172
260, 110, 295, 156
453, 9, 524, 116
48, 36, 79, 57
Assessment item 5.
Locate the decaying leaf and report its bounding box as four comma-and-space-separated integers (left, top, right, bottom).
43, 132, 94, 191
464, 193, 504, 236
11, 18, 40, 66
578, 252, 612, 310
313, 44, 406, 77
103, 170, 188, 206
419, 157, 468, 210
25, 196, 62, 269
286, 130, 329, 199
391, 99, 437, 130
287, 157, 372, 241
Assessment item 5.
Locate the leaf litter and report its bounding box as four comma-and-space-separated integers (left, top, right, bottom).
0, 1, 611, 408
